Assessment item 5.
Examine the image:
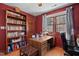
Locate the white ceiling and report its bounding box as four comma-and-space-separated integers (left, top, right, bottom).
5, 3, 72, 16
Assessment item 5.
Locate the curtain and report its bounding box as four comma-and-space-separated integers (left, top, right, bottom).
42, 14, 47, 32
42, 14, 54, 33
66, 6, 75, 46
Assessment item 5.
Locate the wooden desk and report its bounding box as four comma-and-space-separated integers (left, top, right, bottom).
29, 35, 53, 56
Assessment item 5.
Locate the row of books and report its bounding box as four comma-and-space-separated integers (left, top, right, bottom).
7, 37, 25, 53
7, 32, 25, 38
7, 11, 25, 19
7, 26, 25, 31
7, 18, 26, 25
7, 41, 25, 52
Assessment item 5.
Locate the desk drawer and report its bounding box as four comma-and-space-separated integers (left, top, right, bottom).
30, 40, 41, 48
41, 46, 48, 51
41, 41, 47, 47
40, 45, 48, 56
41, 41, 47, 45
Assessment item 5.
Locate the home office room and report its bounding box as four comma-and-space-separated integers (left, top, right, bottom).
0, 1, 79, 57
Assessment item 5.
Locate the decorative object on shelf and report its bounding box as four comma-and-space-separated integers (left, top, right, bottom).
32, 35, 36, 39
14, 7, 21, 12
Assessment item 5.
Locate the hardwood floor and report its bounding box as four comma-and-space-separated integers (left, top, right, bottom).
45, 47, 64, 56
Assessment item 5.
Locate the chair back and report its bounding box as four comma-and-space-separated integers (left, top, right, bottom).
53, 32, 63, 47
61, 33, 68, 50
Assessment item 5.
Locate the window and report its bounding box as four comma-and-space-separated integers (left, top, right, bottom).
42, 11, 67, 34
56, 14, 66, 33
46, 17, 54, 32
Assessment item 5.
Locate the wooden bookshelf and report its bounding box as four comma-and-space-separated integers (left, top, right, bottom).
5, 10, 26, 54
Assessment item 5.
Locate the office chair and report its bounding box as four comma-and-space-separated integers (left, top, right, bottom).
61, 33, 68, 51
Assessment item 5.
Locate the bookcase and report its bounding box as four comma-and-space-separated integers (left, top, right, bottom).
5, 10, 26, 54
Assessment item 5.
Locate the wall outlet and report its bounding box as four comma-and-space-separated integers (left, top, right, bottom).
0, 26, 6, 30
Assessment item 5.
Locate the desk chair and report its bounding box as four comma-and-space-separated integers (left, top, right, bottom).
53, 32, 63, 47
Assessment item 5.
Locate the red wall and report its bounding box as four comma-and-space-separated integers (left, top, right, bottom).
36, 15, 42, 33
73, 4, 79, 37
46, 7, 66, 15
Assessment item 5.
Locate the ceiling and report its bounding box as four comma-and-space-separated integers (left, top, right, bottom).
5, 3, 72, 16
